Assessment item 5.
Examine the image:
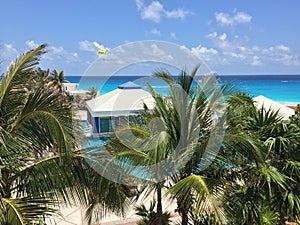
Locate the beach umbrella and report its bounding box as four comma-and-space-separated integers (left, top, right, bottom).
253, 95, 295, 120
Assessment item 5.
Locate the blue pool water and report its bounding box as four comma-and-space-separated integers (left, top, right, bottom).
87, 136, 107, 147
79, 122, 108, 148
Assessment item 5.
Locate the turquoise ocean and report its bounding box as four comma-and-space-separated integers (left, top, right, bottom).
67, 75, 300, 105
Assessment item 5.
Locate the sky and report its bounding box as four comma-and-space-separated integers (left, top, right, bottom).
1, 0, 300, 75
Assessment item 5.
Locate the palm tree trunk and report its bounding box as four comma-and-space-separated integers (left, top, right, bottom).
2, 170, 12, 198
178, 201, 189, 225
178, 203, 189, 225
181, 209, 189, 225
156, 184, 163, 225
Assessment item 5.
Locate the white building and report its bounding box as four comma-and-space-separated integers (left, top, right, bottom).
63, 83, 87, 97
86, 81, 155, 133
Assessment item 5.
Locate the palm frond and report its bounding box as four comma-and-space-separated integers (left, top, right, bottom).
14, 154, 88, 206
167, 175, 223, 224
1, 197, 58, 225
9, 88, 76, 154
0, 44, 46, 106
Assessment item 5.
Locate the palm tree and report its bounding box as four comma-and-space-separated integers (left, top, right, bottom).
146, 69, 269, 225
30, 67, 51, 89
49, 69, 68, 93
86, 87, 99, 100
156, 69, 234, 225
104, 123, 171, 225
105, 67, 238, 225
0, 44, 129, 224
135, 200, 171, 225
223, 97, 300, 224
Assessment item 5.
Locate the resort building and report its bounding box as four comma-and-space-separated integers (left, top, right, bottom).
63, 83, 88, 97
86, 81, 155, 133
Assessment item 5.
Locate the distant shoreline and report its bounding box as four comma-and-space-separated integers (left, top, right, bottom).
64, 75, 300, 104
65, 74, 300, 77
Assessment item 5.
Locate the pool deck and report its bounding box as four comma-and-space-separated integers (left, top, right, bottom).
74, 110, 87, 121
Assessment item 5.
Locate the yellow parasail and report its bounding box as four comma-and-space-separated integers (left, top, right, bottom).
98, 48, 107, 54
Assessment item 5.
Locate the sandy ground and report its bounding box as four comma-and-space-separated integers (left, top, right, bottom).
52, 189, 180, 225
74, 110, 88, 121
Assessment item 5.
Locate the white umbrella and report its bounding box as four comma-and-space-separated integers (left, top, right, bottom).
253, 95, 295, 120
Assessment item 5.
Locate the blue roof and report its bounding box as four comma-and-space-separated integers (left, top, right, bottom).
118, 81, 141, 89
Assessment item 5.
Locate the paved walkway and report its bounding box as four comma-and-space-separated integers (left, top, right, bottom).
52, 190, 180, 225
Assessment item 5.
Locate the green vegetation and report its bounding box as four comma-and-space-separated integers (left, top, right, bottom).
0, 45, 299, 224
135, 200, 171, 225
223, 96, 300, 224
49, 69, 68, 93
0, 44, 129, 224
105, 67, 300, 225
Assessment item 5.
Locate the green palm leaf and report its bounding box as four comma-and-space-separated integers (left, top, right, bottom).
0, 44, 46, 106
167, 175, 224, 224
1, 197, 58, 225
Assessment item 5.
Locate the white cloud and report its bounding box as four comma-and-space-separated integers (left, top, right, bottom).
79, 40, 105, 53
206, 32, 218, 39
0, 41, 85, 74
192, 45, 218, 55
25, 40, 38, 49
165, 8, 189, 20
170, 32, 177, 39
0, 44, 20, 70
215, 11, 252, 26
25, 41, 79, 64
44, 45, 79, 63
140, 1, 163, 23
219, 33, 227, 41
261, 44, 299, 66
191, 45, 218, 62
251, 55, 262, 66
136, 0, 190, 23
148, 28, 161, 36
40, 44, 87, 74
234, 12, 252, 23
207, 32, 230, 50
199, 31, 300, 69
1, 44, 19, 59
268, 44, 290, 52
149, 43, 173, 61
136, 0, 144, 10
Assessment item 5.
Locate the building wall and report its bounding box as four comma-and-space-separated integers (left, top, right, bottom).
88, 114, 142, 134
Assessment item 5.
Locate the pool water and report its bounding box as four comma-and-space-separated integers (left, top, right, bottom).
80, 121, 108, 148
87, 136, 107, 147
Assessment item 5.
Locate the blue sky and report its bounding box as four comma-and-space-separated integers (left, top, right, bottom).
1, 0, 300, 75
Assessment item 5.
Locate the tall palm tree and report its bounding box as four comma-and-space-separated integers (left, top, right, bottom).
147, 69, 265, 225
156, 69, 234, 225
104, 123, 171, 225
102, 67, 203, 225
105, 67, 239, 225
0, 44, 129, 224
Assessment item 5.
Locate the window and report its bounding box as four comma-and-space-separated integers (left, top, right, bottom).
99, 117, 113, 132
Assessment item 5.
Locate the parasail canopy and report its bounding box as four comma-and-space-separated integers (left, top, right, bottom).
98, 48, 107, 54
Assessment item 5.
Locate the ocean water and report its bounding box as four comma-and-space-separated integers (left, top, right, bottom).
66, 75, 300, 104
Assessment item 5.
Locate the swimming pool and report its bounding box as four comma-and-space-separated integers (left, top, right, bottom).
80, 121, 108, 148
87, 136, 107, 147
